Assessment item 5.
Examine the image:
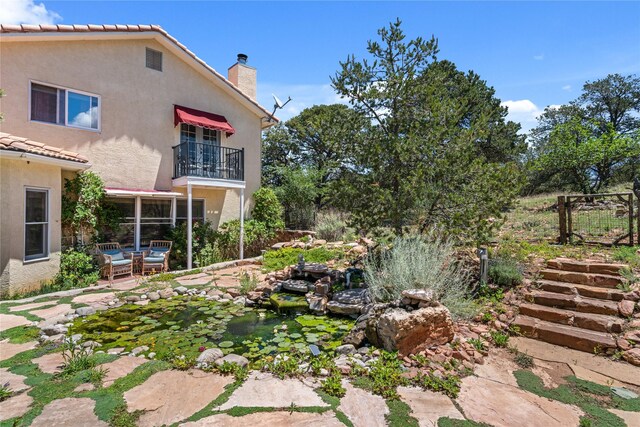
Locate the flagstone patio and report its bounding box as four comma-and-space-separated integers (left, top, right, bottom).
0, 268, 638, 426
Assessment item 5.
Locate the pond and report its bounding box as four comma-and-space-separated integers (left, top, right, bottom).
69, 296, 354, 360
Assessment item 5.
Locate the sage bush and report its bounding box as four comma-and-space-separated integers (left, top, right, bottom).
364, 234, 476, 319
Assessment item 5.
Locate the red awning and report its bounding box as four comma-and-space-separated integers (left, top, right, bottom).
174, 105, 235, 136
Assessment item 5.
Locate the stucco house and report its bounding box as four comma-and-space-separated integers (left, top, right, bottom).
0, 24, 276, 296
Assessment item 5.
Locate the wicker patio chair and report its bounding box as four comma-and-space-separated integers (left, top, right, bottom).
142, 240, 173, 275
96, 242, 133, 281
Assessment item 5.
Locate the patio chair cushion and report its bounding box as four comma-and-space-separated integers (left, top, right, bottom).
112, 259, 132, 266
149, 250, 167, 258
104, 249, 124, 261
144, 256, 165, 263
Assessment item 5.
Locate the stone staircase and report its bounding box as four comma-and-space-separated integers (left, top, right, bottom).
513, 258, 634, 354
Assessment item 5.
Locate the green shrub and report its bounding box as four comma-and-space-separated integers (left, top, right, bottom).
490, 331, 509, 347
262, 247, 345, 272
214, 219, 274, 260
321, 373, 346, 397
488, 258, 523, 288
195, 242, 223, 268
252, 187, 285, 231
273, 167, 319, 229
612, 246, 640, 268
0, 384, 12, 402
239, 272, 259, 295
59, 342, 95, 377
166, 221, 215, 269
514, 351, 534, 368
364, 234, 476, 319
315, 211, 348, 241
53, 248, 99, 289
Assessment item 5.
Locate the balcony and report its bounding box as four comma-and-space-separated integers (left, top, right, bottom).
172, 142, 244, 181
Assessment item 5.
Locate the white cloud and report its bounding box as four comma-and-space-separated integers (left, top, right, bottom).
533, 54, 544, 61
501, 99, 546, 133
69, 106, 98, 129
0, 0, 61, 25
562, 85, 572, 91
257, 82, 346, 121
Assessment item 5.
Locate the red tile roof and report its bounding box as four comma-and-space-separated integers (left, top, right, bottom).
0, 24, 275, 121
0, 132, 89, 163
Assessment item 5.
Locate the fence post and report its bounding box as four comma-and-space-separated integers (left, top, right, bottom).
558, 195, 567, 244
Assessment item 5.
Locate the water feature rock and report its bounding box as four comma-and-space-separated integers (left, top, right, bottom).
75, 307, 96, 316
125, 295, 140, 303
280, 279, 313, 293
327, 301, 364, 316
147, 291, 160, 301
333, 288, 370, 305
197, 348, 224, 364
216, 354, 249, 368
371, 305, 454, 355
41, 324, 67, 336
175, 286, 188, 295
309, 295, 328, 314
401, 289, 435, 305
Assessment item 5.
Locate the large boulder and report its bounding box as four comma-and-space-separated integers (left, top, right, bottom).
369, 305, 454, 355
327, 301, 364, 316
280, 280, 313, 294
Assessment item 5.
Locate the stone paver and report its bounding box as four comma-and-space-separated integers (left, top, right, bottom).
474, 350, 519, 387
110, 279, 139, 291
219, 372, 325, 410
176, 274, 214, 286
398, 386, 464, 427
32, 352, 65, 374
0, 341, 37, 362
0, 393, 33, 421
0, 368, 29, 392
8, 301, 55, 312
569, 364, 626, 388
31, 397, 107, 427
338, 380, 388, 427
609, 409, 640, 427
124, 369, 233, 427
456, 376, 583, 427
31, 304, 72, 320
180, 411, 345, 427
0, 314, 31, 331
100, 356, 147, 387
511, 337, 640, 387
72, 292, 116, 305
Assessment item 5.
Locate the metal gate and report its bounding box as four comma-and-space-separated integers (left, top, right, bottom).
558, 192, 638, 246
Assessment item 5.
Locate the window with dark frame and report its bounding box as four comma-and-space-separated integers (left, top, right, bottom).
146, 47, 163, 71
30, 82, 99, 130
176, 199, 205, 225
25, 189, 49, 260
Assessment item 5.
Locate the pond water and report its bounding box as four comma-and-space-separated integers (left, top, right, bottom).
70, 296, 354, 360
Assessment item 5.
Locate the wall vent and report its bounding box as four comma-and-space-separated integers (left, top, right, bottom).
146, 48, 163, 71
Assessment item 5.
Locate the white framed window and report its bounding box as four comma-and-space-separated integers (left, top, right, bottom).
30, 81, 100, 131
24, 188, 49, 261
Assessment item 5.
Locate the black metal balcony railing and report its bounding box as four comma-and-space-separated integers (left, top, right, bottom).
172, 142, 244, 181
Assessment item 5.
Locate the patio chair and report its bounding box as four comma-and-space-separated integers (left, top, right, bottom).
142, 240, 173, 275
96, 242, 133, 281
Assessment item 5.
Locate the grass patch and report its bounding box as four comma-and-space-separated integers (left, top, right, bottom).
0, 326, 40, 343
262, 247, 345, 272
514, 370, 636, 427
612, 246, 640, 268
316, 388, 354, 427
147, 269, 203, 282
386, 399, 419, 427
186, 380, 244, 422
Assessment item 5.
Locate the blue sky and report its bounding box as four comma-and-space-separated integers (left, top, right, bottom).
2, 1, 639, 132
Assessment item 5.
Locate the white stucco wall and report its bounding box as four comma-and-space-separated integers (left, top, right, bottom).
0, 158, 63, 296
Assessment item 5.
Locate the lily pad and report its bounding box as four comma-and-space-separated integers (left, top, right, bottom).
218, 341, 234, 348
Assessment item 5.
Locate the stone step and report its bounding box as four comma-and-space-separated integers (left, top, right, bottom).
512, 315, 617, 353
537, 280, 626, 301
539, 269, 624, 289
546, 258, 627, 276
527, 291, 620, 316
518, 303, 624, 333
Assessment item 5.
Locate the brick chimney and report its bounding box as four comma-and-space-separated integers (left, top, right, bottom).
228, 53, 256, 100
